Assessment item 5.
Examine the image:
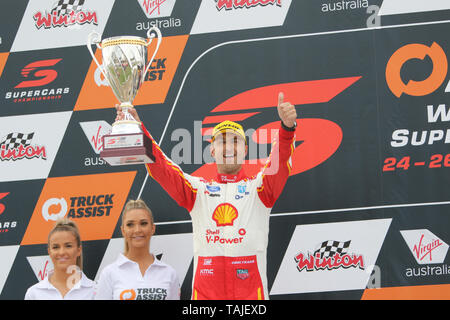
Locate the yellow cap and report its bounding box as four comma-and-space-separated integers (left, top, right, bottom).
211, 120, 246, 142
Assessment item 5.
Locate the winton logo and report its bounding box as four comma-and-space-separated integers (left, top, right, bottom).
295, 240, 365, 272
212, 203, 238, 227
215, 0, 282, 11
190, 0, 291, 35
21, 171, 136, 245
33, 0, 98, 29
0, 132, 47, 162
270, 219, 391, 295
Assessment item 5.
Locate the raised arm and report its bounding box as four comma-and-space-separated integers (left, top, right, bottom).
115, 106, 197, 212
257, 92, 297, 208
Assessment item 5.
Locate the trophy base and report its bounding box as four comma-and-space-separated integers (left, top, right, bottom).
100, 132, 155, 166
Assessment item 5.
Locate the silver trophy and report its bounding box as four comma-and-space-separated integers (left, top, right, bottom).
87, 27, 162, 165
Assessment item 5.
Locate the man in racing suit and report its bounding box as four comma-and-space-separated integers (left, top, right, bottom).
116, 92, 297, 300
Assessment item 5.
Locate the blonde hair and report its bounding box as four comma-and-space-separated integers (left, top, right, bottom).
47, 218, 83, 270
121, 199, 154, 254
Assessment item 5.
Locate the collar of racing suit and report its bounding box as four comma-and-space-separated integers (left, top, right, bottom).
215, 168, 247, 184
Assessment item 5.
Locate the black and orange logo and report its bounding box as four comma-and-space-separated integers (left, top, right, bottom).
386, 42, 448, 98
120, 289, 136, 300
21, 171, 136, 245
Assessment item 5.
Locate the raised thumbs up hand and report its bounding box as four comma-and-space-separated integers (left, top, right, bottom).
277, 92, 297, 129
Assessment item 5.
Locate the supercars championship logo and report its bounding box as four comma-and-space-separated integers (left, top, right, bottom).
5, 58, 70, 104
192, 77, 360, 180
0, 192, 17, 234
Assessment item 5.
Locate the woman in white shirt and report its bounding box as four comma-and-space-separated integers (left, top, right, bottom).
95, 199, 180, 300
25, 218, 95, 300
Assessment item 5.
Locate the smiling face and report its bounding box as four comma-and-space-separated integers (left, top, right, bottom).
121, 208, 155, 252
47, 231, 81, 272
211, 130, 248, 175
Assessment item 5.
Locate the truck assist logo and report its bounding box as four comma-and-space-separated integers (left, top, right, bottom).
21, 171, 136, 245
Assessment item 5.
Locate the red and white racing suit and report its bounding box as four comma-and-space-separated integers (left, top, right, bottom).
142, 123, 295, 300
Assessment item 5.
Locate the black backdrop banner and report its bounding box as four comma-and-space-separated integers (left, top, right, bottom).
0, 0, 449, 300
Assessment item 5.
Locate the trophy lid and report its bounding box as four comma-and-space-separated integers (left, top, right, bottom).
101, 36, 147, 48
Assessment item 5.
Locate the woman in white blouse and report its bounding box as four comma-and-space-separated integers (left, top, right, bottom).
25, 218, 95, 300
95, 199, 180, 300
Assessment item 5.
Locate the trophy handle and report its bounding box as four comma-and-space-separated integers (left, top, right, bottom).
87, 31, 108, 81
143, 27, 162, 83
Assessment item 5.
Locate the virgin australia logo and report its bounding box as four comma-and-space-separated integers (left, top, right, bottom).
137, 0, 176, 18
79, 121, 111, 166
400, 229, 449, 265
79, 121, 112, 154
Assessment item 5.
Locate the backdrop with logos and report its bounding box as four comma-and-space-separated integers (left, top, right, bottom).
0, 0, 449, 300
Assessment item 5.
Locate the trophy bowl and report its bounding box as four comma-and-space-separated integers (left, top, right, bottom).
87, 27, 162, 165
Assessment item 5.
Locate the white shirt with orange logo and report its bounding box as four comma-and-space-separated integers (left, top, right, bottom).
95, 254, 180, 300
24, 271, 95, 300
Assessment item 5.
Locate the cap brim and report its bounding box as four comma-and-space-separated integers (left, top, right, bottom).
212, 129, 246, 142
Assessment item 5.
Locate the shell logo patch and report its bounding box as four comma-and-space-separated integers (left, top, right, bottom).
212, 203, 238, 227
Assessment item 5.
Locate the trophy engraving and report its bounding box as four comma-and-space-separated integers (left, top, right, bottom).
87, 27, 162, 165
